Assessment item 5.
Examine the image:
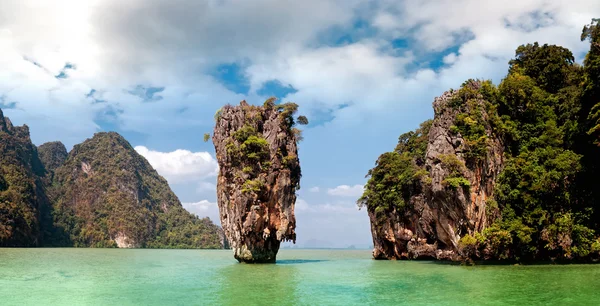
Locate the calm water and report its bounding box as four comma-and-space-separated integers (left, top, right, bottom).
0, 249, 599, 305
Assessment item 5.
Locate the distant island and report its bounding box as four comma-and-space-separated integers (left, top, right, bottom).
359, 19, 600, 263
0, 112, 223, 249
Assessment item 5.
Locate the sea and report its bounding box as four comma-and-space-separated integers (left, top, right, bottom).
1, 248, 599, 305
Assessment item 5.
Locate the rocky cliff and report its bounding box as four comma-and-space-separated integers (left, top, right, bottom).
0, 109, 49, 246
361, 29, 600, 262
51, 132, 223, 248
0, 110, 224, 249
38, 141, 68, 175
212, 99, 305, 263
362, 81, 504, 260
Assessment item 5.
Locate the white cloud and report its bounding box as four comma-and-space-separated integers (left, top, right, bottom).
0, 0, 597, 145
134, 146, 218, 183
327, 184, 364, 197
1, 0, 599, 248
309, 186, 320, 193
182, 200, 220, 224
182, 200, 216, 212
292, 198, 371, 248
196, 181, 216, 193
295, 198, 311, 211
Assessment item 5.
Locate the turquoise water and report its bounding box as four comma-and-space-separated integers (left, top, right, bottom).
0, 249, 599, 305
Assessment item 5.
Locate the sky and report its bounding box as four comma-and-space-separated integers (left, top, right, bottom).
0, 0, 598, 249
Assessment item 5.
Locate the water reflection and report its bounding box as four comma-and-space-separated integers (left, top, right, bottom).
215, 260, 301, 305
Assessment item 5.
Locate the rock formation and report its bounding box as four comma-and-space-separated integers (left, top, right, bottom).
51, 132, 223, 248
362, 80, 505, 261
38, 141, 68, 175
212, 99, 305, 263
363, 41, 600, 261
0, 109, 224, 249
0, 109, 49, 246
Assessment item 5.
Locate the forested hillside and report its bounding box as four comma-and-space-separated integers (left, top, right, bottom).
0, 116, 223, 249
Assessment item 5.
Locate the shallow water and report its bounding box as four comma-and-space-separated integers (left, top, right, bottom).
0, 248, 599, 305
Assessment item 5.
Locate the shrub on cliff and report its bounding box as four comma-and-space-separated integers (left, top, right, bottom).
362, 19, 600, 262
358, 120, 431, 214
209, 98, 307, 197
211, 98, 304, 262
51, 132, 222, 248
0, 112, 48, 247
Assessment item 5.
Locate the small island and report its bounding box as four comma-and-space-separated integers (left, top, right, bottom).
210, 99, 307, 263
359, 19, 600, 263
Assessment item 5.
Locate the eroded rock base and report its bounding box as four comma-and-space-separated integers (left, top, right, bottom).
234, 244, 279, 263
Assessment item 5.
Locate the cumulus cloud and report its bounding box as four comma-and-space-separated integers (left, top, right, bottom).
1, 0, 599, 247
1, 0, 597, 144
327, 184, 364, 197
309, 186, 320, 193
181, 200, 220, 224
196, 181, 217, 193
295, 198, 311, 211
134, 146, 218, 183
292, 198, 371, 248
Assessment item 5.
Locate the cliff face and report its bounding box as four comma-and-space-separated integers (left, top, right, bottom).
212, 100, 303, 263
364, 34, 600, 262
0, 109, 223, 249
364, 81, 505, 260
38, 141, 68, 175
0, 110, 49, 246
51, 132, 223, 248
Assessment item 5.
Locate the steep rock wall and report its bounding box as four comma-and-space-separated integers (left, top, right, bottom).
212, 100, 301, 263
0, 109, 49, 246
367, 81, 504, 260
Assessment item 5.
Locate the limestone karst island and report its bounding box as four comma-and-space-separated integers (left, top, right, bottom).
1, 1, 600, 304
210, 99, 306, 263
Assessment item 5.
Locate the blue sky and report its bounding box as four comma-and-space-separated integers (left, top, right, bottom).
0, 0, 597, 248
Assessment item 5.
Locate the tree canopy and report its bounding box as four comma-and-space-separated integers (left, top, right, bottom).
359, 19, 600, 261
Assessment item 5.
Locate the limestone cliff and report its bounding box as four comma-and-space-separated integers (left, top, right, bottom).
51, 132, 223, 248
38, 141, 68, 175
0, 109, 49, 246
362, 80, 504, 261
362, 29, 600, 262
0, 109, 227, 249
212, 99, 305, 263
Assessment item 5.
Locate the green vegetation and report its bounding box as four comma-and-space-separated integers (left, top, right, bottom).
0, 115, 48, 247
448, 80, 500, 162
361, 19, 600, 261
297, 115, 309, 125
203, 133, 210, 142
438, 154, 470, 190
0, 124, 223, 248
50, 132, 222, 248
214, 108, 223, 121
217, 97, 307, 197
358, 120, 431, 215
241, 179, 263, 194
37, 141, 67, 174
146, 206, 221, 249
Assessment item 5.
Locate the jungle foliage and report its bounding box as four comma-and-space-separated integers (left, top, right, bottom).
221, 98, 306, 197
0, 124, 223, 248
359, 19, 600, 260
